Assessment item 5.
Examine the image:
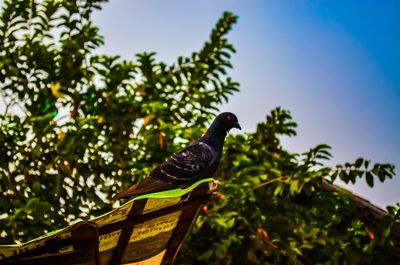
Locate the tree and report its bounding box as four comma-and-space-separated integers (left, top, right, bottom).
177, 108, 399, 264
0, 0, 238, 243
0, 1, 398, 264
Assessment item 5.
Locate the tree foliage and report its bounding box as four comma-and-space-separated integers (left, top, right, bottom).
0, 0, 238, 243
178, 109, 399, 264
0, 1, 399, 264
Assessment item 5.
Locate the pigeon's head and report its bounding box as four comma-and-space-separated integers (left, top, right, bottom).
215, 112, 241, 132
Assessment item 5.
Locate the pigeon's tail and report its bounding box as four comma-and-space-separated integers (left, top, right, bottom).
113, 177, 174, 200
113, 183, 140, 200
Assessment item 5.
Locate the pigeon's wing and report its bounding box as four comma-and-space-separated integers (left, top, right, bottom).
157, 141, 215, 181
113, 142, 214, 199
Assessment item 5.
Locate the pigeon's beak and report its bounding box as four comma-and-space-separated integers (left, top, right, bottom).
234, 122, 241, 130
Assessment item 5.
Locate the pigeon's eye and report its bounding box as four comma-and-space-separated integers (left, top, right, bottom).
227, 115, 232, 120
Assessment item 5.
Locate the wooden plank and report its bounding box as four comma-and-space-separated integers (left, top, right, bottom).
109, 199, 147, 265
0, 222, 98, 264
99, 194, 212, 236
161, 196, 208, 264
0, 249, 96, 265
71, 222, 99, 265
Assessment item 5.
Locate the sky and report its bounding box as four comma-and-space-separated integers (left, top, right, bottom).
91, 1, 400, 208
1, 1, 399, 208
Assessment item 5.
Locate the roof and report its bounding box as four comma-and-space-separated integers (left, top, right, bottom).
0, 179, 218, 265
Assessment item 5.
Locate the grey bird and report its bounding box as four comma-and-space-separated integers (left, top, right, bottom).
114, 112, 241, 199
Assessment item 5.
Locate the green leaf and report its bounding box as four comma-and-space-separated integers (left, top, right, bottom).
289, 180, 299, 195
355, 158, 364, 168
215, 217, 228, 228
364, 159, 370, 169
366, 172, 374, 187
274, 185, 283, 196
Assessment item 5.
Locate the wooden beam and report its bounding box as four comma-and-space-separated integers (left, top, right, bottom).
109, 199, 147, 265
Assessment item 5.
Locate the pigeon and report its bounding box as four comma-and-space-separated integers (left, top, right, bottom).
114, 112, 241, 199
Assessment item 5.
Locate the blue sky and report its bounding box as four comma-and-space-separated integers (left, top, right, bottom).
91, 1, 399, 207
1, 1, 399, 207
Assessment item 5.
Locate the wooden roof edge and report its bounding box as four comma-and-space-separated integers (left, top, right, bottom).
321, 181, 388, 217
321, 180, 400, 252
